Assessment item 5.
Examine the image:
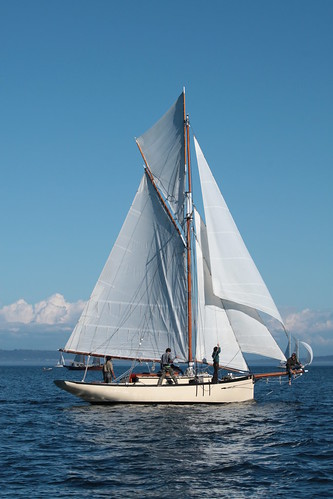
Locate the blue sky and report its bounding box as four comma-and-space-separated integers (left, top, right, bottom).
0, 0, 332, 355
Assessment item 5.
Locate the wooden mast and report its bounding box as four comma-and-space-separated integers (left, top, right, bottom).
184, 89, 193, 363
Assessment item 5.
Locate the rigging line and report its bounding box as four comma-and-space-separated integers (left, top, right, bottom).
88, 225, 186, 356
109, 290, 166, 362
117, 231, 181, 329
130, 228, 187, 358
136, 140, 185, 243
145, 168, 185, 243
77, 179, 175, 354
145, 169, 179, 205
214, 295, 248, 371
78, 175, 187, 357
74, 183, 155, 346
148, 169, 185, 227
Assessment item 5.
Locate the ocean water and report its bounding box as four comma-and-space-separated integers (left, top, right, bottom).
0, 365, 332, 498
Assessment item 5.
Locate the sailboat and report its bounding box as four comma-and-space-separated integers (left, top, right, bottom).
55, 90, 311, 404
63, 354, 103, 371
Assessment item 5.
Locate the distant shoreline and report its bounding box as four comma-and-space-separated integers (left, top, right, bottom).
0, 349, 332, 367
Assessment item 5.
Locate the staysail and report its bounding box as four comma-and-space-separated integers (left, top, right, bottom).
299, 341, 313, 365
194, 137, 286, 364
194, 210, 249, 371
64, 173, 188, 362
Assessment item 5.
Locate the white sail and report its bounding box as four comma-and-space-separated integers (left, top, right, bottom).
194, 210, 249, 371
136, 93, 186, 226
64, 174, 188, 361
55, 93, 311, 406
223, 302, 286, 361
293, 340, 313, 366
194, 139, 286, 363
300, 341, 313, 365
194, 137, 283, 324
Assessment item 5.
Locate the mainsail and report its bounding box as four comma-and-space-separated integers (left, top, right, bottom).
64, 173, 188, 361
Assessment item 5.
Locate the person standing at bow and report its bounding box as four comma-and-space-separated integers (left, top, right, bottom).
212, 343, 221, 383
158, 348, 178, 386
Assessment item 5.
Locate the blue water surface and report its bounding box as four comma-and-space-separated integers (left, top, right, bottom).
0, 365, 332, 498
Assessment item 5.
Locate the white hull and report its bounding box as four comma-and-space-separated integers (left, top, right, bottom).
55, 375, 254, 404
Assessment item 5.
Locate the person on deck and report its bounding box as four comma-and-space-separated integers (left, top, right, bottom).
158, 348, 178, 386
286, 352, 302, 385
103, 356, 115, 383
212, 344, 221, 383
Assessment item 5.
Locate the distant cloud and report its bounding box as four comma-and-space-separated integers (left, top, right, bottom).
282, 308, 333, 354
284, 308, 333, 334
285, 308, 333, 335
0, 295, 332, 356
0, 294, 85, 327
0, 299, 34, 324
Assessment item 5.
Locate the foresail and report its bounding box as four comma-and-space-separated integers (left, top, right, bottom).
299, 341, 313, 365
194, 210, 249, 371
223, 302, 286, 362
136, 93, 186, 226
194, 137, 283, 324
291, 339, 314, 366
64, 174, 188, 362
194, 206, 286, 364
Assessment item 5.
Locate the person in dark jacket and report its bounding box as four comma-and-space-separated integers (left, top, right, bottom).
158, 348, 178, 385
286, 352, 302, 385
212, 344, 221, 383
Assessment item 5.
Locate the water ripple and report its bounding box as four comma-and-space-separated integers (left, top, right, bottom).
0, 366, 332, 498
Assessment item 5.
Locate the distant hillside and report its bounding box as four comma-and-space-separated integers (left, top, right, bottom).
0, 349, 332, 366
312, 355, 333, 365
0, 349, 60, 366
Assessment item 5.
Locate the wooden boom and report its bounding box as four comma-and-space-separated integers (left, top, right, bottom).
253, 369, 304, 380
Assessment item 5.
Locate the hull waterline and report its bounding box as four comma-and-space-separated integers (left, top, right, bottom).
54, 376, 254, 404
